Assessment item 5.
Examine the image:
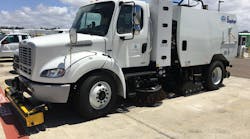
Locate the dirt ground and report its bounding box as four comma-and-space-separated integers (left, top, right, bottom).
229, 58, 250, 78
0, 58, 250, 139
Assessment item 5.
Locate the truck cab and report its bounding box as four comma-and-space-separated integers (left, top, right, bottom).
0, 33, 31, 57
69, 0, 151, 68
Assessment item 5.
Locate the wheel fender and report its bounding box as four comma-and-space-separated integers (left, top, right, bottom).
211, 54, 230, 66
102, 57, 126, 99
69, 52, 109, 83
67, 52, 126, 98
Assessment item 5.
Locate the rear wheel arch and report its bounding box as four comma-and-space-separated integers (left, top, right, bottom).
211, 54, 230, 67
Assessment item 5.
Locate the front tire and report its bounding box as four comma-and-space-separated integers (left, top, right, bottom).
74, 73, 117, 119
204, 61, 225, 91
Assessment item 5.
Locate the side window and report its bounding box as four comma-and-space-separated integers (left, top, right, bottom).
22, 35, 28, 40
117, 5, 133, 34
134, 5, 143, 32
5, 35, 19, 43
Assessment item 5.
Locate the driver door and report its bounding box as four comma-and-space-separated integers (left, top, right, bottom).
111, 4, 150, 68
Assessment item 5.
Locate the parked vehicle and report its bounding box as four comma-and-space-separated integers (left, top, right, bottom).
5, 0, 238, 127
0, 33, 31, 57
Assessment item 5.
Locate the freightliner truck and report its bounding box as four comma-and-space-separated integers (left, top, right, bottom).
5, 0, 238, 127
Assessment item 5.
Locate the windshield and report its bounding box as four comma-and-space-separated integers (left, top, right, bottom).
0, 34, 5, 41
72, 2, 115, 36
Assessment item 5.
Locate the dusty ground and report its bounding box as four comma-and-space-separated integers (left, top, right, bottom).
0, 58, 250, 139
229, 58, 250, 78
0, 59, 16, 89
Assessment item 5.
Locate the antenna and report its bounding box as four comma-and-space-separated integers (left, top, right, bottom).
218, 0, 224, 12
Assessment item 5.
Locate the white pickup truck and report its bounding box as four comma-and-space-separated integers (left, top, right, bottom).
6, 0, 238, 124
0, 33, 31, 57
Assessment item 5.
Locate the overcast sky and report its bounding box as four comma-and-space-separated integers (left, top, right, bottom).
0, 0, 249, 31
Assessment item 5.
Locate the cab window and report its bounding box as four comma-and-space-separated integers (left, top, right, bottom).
134, 5, 143, 32
117, 5, 143, 34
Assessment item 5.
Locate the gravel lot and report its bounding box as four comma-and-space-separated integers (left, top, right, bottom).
0, 58, 250, 139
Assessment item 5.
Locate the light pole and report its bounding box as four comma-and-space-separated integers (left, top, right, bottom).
218, 0, 224, 12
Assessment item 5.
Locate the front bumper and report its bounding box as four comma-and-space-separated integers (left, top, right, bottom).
12, 76, 71, 103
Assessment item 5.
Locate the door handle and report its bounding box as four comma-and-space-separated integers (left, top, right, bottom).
142, 43, 147, 53
182, 40, 187, 51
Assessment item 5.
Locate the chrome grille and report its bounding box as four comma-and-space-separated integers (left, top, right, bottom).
19, 44, 32, 75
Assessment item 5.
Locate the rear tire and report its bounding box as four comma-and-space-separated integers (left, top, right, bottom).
74, 73, 117, 120
204, 61, 225, 91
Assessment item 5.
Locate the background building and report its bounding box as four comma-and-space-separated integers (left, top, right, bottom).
239, 32, 250, 47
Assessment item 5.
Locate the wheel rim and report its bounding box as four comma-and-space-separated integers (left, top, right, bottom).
89, 81, 112, 110
211, 67, 223, 85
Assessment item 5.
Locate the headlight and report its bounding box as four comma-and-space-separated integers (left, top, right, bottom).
41, 68, 65, 78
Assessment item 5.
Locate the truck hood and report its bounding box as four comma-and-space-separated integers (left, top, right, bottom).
18, 33, 107, 82
27, 33, 105, 49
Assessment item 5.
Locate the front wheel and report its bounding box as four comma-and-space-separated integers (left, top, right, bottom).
74, 73, 117, 119
204, 61, 225, 91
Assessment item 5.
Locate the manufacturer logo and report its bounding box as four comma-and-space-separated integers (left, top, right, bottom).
221, 16, 237, 24
221, 16, 226, 22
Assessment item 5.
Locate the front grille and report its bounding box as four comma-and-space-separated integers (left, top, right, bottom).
19, 44, 32, 75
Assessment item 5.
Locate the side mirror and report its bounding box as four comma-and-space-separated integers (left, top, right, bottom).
69, 28, 77, 44
119, 2, 136, 41
120, 33, 134, 40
